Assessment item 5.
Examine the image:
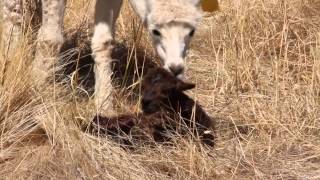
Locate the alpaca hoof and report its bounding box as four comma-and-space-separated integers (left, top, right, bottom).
201, 131, 215, 147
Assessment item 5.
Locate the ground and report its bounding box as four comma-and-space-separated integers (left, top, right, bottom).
0, 0, 320, 179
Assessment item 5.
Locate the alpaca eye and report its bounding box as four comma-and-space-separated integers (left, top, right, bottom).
189, 29, 195, 37
151, 74, 162, 84
152, 29, 161, 37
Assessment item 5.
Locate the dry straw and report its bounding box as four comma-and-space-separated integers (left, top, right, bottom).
0, 0, 320, 179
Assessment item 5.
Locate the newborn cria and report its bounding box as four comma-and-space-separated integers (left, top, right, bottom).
90, 68, 215, 146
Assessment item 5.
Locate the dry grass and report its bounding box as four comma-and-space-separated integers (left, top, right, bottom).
1, 0, 320, 179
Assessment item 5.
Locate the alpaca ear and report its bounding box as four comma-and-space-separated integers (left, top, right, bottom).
129, 0, 154, 23
189, 0, 201, 6
176, 81, 196, 91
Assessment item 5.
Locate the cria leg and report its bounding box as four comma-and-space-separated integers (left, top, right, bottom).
1, 0, 23, 57
32, 0, 65, 87
91, 0, 122, 115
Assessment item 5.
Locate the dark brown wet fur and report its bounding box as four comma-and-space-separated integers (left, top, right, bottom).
88, 68, 215, 147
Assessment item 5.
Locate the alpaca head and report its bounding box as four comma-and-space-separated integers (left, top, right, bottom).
130, 0, 202, 77
141, 68, 195, 114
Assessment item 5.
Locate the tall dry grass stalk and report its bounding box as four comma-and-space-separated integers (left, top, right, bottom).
0, 0, 320, 179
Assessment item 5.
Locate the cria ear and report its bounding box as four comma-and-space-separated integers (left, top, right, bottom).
129, 0, 154, 23
176, 80, 196, 91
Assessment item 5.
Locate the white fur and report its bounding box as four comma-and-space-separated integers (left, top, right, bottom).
91, 23, 112, 56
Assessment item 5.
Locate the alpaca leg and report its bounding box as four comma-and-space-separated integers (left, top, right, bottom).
1, 0, 23, 57
32, 0, 65, 87
91, 0, 122, 115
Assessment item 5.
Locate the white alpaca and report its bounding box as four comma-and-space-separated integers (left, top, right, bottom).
1, 0, 215, 115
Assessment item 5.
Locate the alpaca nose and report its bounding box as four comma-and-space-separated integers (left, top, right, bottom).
169, 65, 184, 76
